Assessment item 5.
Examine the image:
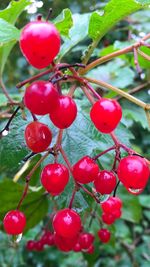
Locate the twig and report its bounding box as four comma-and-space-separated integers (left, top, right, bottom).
0, 106, 20, 138
0, 79, 14, 103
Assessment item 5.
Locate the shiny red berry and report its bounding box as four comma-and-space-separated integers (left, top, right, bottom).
101, 196, 122, 214
90, 98, 122, 133
117, 155, 149, 191
73, 242, 82, 252
79, 232, 94, 250
102, 213, 115, 225
40, 230, 55, 246
53, 208, 81, 238
54, 232, 78, 252
24, 81, 59, 115
94, 170, 116, 195
41, 163, 69, 194
98, 228, 111, 243
73, 156, 99, 184
20, 21, 61, 69
49, 95, 77, 129
86, 244, 94, 254
3, 210, 26, 235
25, 121, 52, 153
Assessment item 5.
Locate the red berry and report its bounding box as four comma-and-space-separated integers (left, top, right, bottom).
102, 213, 115, 225
73, 156, 99, 184
26, 240, 36, 251
94, 170, 116, 195
54, 232, 78, 252
24, 81, 59, 115
3, 210, 26, 235
86, 244, 94, 254
101, 197, 122, 214
90, 98, 122, 133
117, 155, 149, 191
34, 240, 44, 251
98, 228, 111, 243
20, 21, 61, 69
73, 242, 82, 252
79, 232, 94, 250
41, 163, 69, 195
41, 231, 55, 246
112, 209, 122, 219
53, 208, 81, 238
49, 95, 77, 129
25, 121, 52, 153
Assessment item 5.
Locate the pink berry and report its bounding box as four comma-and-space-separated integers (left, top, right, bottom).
41, 163, 69, 195
73, 156, 99, 184
3, 210, 26, 235
25, 121, 52, 153
20, 20, 61, 69
90, 98, 122, 133
49, 95, 77, 129
94, 170, 116, 195
24, 81, 59, 115
86, 244, 94, 254
73, 242, 82, 252
53, 208, 81, 238
98, 228, 111, 243
101, 197, 122, 214
117, 155, 150, 191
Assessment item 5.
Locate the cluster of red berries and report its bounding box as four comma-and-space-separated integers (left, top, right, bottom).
26, 208, 111, 253
2, 14, 150, 256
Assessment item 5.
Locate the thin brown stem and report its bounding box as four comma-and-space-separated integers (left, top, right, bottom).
68, 188, 77, 209
80, 33, 150, 75
93, 146, 116, 160
17, 151, 50, 209
116, 82, 149, 100
85, 76, 149, 110
0, 79, 14, 103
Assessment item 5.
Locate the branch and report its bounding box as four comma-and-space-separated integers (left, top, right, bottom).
79, 33, 150, 75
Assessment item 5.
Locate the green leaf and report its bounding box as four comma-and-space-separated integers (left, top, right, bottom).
89, 0, 150, 40
139, 195, 150, 208
0, 0, 31, 24
59, 13, 90, 59
0, 180, 48, 231
0, 0, 31, 76
0, 18, 20, 44
138, 46, 150, 69
54, 9, 73, 37
119, 186, 142, 223
87, 58, 135, 89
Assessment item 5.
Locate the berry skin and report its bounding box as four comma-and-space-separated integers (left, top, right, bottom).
117, 155, 150, 191
101, 196, 122, 214
41, 163, 69, 195
54, 232, 78, 252
41, 231, 55, 246
49, 95, 77, 129
73, 242, 82, 252
94, 170, 117, 195
90, 98, 122, 133
3, 210, 26, 235
98, 228, 111, 243
86, 244, 94, 254
102, 213, 115, 225
79, 232, 94, 250
25, 121, 52, 153
53, 208, 81, 238
73, 156, 99, 184
20, 21, 61, 69
26, 240, 36, 251
34, 241, 44, 251
24, 81, 59, 115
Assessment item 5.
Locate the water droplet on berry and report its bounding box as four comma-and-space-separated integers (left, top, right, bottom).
127, 187, 143, 195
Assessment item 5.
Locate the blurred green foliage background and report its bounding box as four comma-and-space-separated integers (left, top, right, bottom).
0, 0, 150, 267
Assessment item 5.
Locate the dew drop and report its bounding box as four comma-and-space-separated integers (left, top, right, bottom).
127, 187, 143, 195
2, 129, 9, 136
